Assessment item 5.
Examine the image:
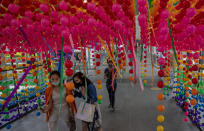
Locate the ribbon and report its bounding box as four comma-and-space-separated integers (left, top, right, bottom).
98, 35, 123, 78
58, 53, 61, 72
78, 36, 86, 74
42, 37, 56, 57
129, 37, 137, 84
58, 37, 64, 114
167, 18, 180, 70
69, 34, 75, 62
1, 62, 32, 111
140, 39, 144, 62
131, 37, 144, 92
135, 52, 145, 92
19, 27, 35, 52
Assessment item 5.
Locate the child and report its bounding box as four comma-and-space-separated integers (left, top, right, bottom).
42, 70, 77, 131
104, 60, 117, 111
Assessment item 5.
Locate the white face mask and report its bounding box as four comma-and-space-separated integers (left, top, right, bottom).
52, 81, 60, 86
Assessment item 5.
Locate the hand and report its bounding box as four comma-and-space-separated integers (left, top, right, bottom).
41, 105, 51, 113
80, 86, 85, 97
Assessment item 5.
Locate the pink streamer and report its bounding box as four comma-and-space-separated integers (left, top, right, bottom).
69, 34, 75, 62
131, 37, 144, 92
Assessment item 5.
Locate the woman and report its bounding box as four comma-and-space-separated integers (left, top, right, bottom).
73, 72, 102, 131
42, 71, 77, 131
104, 60, 117, 111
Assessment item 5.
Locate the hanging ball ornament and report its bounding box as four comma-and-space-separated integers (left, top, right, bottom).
66, 95, 75, 103
157, 115, 165, 123
157, 125, 164, 131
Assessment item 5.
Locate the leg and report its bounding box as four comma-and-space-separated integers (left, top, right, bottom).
66, 117, 76, 131
48, 121, 57, 131
82, 121, 88, 131
112, 82, 117, 108
106, 85, 112, 106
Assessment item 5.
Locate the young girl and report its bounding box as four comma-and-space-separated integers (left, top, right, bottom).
73, 72, 102, 131
42, 71, 77, 131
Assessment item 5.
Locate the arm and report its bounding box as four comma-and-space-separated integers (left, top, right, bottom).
88, 84, 97, 103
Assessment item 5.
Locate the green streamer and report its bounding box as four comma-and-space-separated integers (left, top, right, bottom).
81, 77, 88, 113
167, 18, 180, 70
59, 37, 64, 113
56, 37, 64, 131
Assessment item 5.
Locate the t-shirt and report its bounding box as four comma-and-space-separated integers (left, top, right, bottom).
104, 68, 116, 79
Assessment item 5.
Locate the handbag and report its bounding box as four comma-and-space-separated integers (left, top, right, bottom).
76, 102, 96, 122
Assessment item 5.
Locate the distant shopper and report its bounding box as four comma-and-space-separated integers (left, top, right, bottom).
104, 60, 117, 111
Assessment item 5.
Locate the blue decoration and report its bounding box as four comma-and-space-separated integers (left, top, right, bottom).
6, 124, 11, 129
36, 112, 41, 116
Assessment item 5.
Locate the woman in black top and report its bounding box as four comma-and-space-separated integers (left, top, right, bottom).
104, 60, 117, 111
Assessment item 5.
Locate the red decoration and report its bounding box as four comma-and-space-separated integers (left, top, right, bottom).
128, 62, 133, 66
129, 69, 133, 74
47, 61, 51, 65
192, 78, 198, 84
66, 69, 74, 77
192, 65, 198, 71
48, 68, 51, 73
188, 75, 192, 79
157, 81, 164, 88
96, 62, 100, 66
96, 54, 101, 58
158, 70, 165, 77
65, 60, 73, 68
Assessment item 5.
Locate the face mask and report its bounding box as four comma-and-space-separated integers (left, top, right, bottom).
108, 64, 113, 68
52, 81, 60, 86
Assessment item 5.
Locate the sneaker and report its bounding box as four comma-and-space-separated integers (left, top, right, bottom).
111, 107, 115, 112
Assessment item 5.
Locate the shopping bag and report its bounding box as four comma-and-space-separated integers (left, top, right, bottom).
76, 102, 96, 122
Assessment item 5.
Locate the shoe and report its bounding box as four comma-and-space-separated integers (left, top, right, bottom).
108, 104, 112, 108
111, 107, 115, 112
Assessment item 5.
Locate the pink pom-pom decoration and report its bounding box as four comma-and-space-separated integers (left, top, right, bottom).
40, 4, 49, 13
186, 8, 196, 18
159, 27, 169, 35
157, 47, 165, 52
51, 11, 58, 18
87, 3, 96, 12
59, 1, 68, 11
184, 118, 188, 122
184, 112, 188, 116
88, 18, 96, 26
61, 30, 70, 38
41, 19, 50, 27
114, 20, 123, 29
64, 45, 72, 54
25, 11, 34, 19
10, 19, 20, 27
196, 25, 204, 32
157, 58, 165, 65
161, 10, 170, 19
128, 53, 133, 58
112, 4, 121, 12
186, 24, 196, 35
138, 14, 147, 27
8, 4, 19, 14
137, 0, 146, 6
60, 17, 69, 25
